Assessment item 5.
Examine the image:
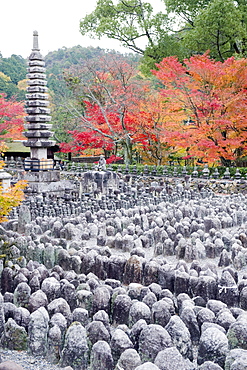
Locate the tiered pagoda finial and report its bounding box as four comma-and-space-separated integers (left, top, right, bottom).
33, 30, 39, 50
23, 31, 55, 171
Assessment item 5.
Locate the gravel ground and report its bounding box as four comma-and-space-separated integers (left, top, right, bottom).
0, 349, 70, 370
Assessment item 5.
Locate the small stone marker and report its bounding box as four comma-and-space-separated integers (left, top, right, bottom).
17, 205, 31, 234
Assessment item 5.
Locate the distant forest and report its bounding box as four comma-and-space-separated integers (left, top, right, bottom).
0, 46, 139, 100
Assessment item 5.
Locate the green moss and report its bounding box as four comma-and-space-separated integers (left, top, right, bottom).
3, 325, 28, 351
227, 328, 241, 349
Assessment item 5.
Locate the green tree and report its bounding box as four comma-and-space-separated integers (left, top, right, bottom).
0, 55, 26, 100
165, 0, 211, 25
79, 0, 181, 70
181, 0, 247, 61
0, 55, 26, 84
80, 0, 247, 69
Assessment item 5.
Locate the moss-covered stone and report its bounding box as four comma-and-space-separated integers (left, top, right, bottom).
227, 315, 247, 350
2, 318, 28, 350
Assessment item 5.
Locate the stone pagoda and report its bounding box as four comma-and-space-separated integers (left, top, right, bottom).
23, 30, 55, 170
18, 31, 74, 196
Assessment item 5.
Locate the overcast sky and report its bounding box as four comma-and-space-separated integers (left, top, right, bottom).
1, 0, 166, 59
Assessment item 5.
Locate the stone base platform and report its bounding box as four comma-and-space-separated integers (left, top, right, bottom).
17, 170, 75, 195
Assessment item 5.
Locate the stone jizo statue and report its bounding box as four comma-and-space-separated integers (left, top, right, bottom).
97, 155, 106, 171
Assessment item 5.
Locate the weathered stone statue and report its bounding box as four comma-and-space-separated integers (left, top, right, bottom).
97, 155, 107, 171
81, 155, 119, 196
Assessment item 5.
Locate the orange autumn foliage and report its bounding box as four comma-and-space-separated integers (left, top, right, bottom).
152, 53, 247, 165
131, 91, 178, 165
0, 161, 27, 223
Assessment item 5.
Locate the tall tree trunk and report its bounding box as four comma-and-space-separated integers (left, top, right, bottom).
220, 157, 232, 167
124, 137, 133, 165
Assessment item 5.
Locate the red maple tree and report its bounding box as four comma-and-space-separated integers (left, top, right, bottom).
152, 53, 247, 165
0, 94, 25, 152
60, 55, 150, 164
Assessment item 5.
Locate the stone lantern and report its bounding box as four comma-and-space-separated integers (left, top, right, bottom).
0, 168, 12, 191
